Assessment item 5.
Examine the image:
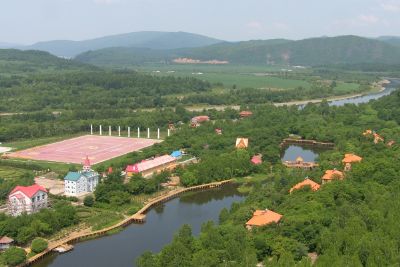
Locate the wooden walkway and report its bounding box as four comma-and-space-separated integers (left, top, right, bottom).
21, 179, 232, 266
283, 161, 319, 170
280, 138, 335, 148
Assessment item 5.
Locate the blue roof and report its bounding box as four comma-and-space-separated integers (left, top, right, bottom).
171, 150, 182, 158
82, 171, 97, 178
64, 172, 81, 181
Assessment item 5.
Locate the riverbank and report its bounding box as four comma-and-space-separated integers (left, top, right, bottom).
185, 79, 391, 111
23, 180, 233, 266
274, 79, 389, 107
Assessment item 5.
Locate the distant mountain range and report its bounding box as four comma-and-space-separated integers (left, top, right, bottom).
8, 31, 222, 58
2, 32, 400, 68
75, 35, 400, 67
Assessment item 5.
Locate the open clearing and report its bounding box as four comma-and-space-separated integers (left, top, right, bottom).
8, 135, 161, 165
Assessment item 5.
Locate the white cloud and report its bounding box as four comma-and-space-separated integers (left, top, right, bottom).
357, 14, 379, 24
381, 2, 400, 12
332, 14, 380, 29
272, 22, 289, 31
246, 21, 262, 30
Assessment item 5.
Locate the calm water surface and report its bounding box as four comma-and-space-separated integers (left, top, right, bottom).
281, 145, 320, 162
34, 184, 244, 267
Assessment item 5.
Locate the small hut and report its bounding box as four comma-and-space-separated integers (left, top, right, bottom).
235, 138, 249, 149
246, 209, 282, 230
289, 178, 320, 193
0, 236, 14, 250
322, 169, 344, 184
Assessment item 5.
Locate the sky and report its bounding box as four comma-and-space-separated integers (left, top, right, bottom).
1, 0, 400, 44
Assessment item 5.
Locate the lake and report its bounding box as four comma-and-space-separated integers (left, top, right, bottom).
33, 184, 244, 267
281, 145, 320, 163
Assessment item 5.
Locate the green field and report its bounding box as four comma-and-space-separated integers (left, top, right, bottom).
0, 166, 29, 180
334, 81, 361, 93
134, 64, 366, 96
135, 64, 313, 90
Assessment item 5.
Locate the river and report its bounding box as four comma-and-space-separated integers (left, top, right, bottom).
33, 184, 244, 267
328, 78, 400, 106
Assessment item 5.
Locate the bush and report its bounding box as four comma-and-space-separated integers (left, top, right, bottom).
31, 238, 48, 254
3, 247, 26, 266
84, 195, 94, 207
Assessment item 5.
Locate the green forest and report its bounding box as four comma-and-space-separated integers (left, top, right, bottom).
135, 91, 400, 266
0, 48, 400, 266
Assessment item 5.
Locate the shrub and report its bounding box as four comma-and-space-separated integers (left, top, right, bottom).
84, 195, 94, 207
3, 247, 26, 266
31, 238, 48, 254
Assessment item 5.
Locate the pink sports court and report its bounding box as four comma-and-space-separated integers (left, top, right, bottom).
8, 135, 161, 165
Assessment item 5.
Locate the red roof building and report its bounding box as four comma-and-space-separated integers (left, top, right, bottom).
8, 184, 48, 216
126, 155, 177, 178
251, 154, 262, 165
191, 116, 210, 123
240, 111, 253, 118
10, 184, 47, 198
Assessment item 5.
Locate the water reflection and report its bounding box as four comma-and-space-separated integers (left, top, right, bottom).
33, 185, 244, 267
281, 145, 320, 162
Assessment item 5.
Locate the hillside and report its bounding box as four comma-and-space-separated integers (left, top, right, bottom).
75, 36, 400, 67
377, 36, 400, 47
20, 31, 222, 58
0, 49, 96, 74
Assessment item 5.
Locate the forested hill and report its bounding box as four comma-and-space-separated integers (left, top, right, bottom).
0, 49, 97, 74
19, 31, 222, 58
377, 36, 400, 47
75, 35, 400, 67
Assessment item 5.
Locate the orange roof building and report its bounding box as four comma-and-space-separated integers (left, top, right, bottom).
246, 209, 282, 230
363, 129, 372, 136
289, 178, 320, 193
236, 138, 249, 149
373, 133, 384, 144
342, 154, 362, 164
342, 153, 362, 171
322, 169, 344, 184
387, 140, 395, 147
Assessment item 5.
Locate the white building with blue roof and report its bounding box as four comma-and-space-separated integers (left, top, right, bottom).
64, 156, 99, 196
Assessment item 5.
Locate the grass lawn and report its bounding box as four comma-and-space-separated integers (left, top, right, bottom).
334, 82, 361, 94
0, 165, 29, 180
